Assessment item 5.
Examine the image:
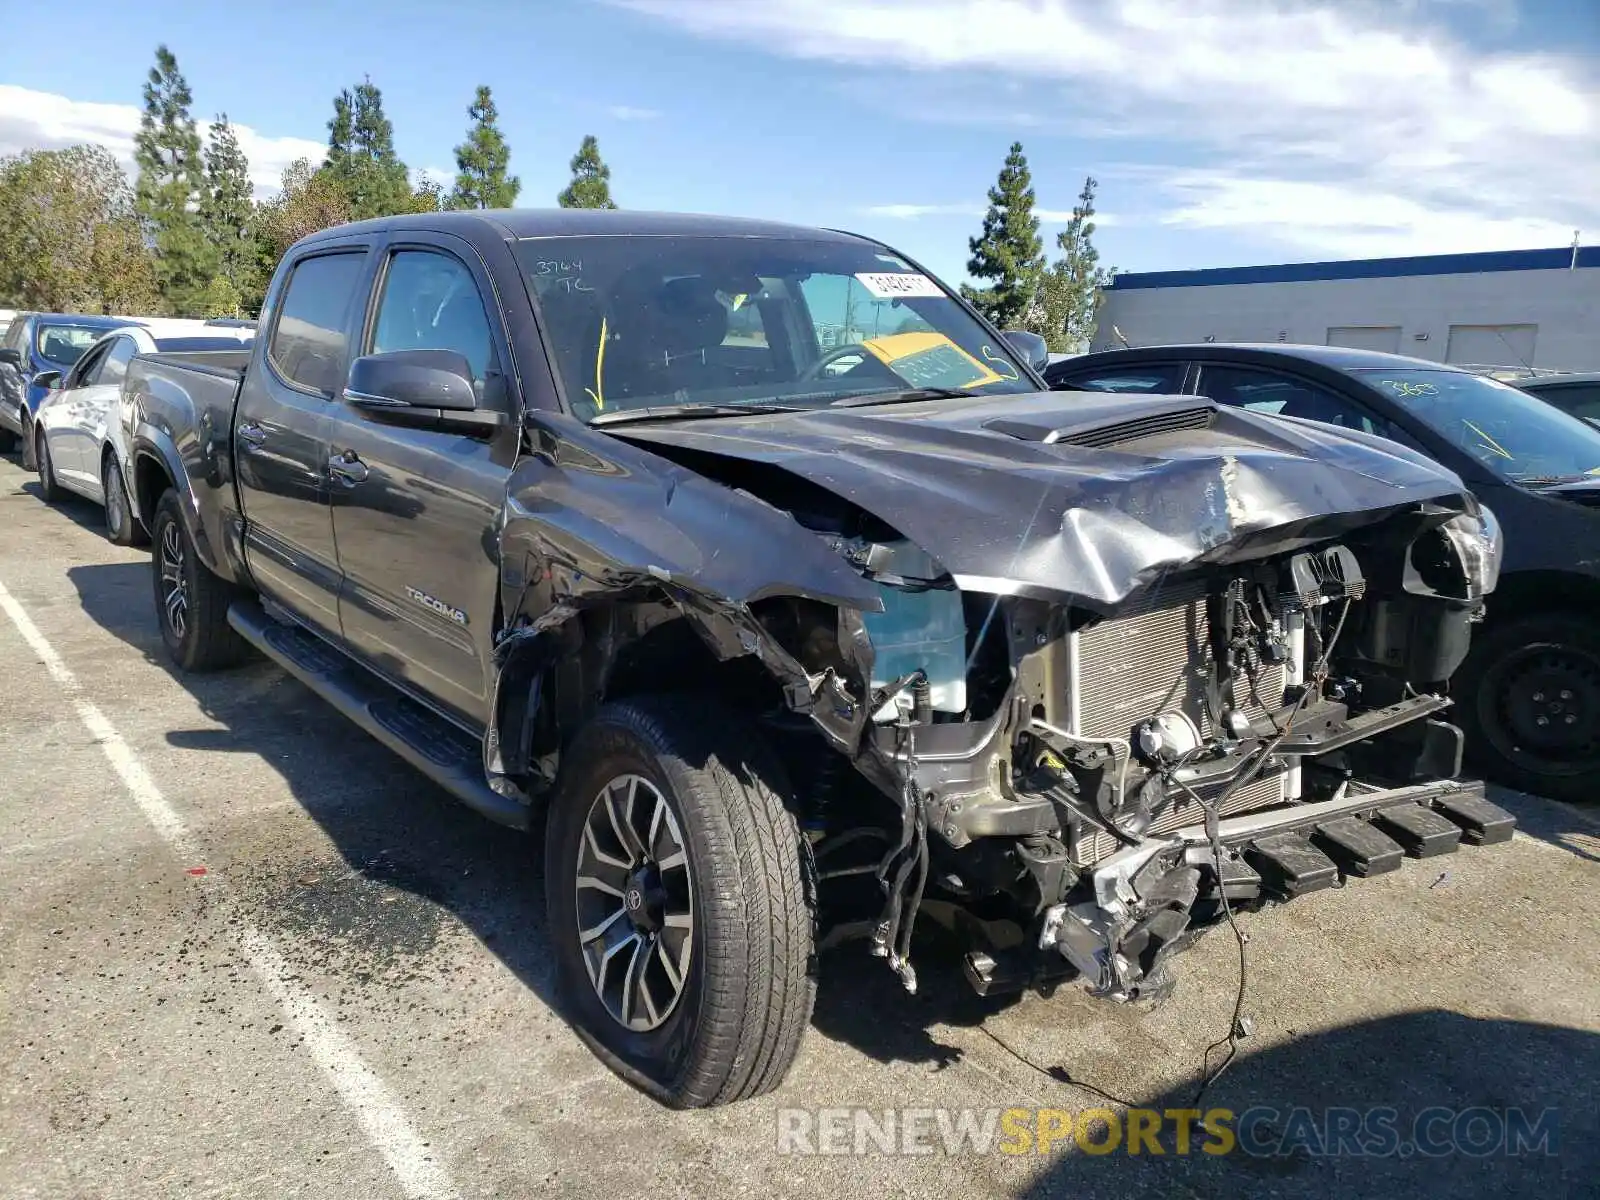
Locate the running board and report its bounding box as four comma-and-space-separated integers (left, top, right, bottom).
227, 600, 532, 831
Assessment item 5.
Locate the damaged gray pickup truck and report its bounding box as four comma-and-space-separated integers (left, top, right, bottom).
121, 210, 1515, 1108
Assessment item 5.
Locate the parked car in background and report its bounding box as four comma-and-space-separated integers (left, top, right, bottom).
0, 313, 136, 466
1047, 343, 1600, 803
0, 309, 16, 342
31, 319, 255, 544
1515, 372, 1600, 428
122, 210, 1511, 1106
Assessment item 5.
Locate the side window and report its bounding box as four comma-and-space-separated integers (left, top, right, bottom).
69, 341, 111, 389
1054, 363, 1186, 393
268, 252, 368, 396
1538, 384, 1600, 423
96, 337, 138, 387
370, 250, 497, 383
1196, 364, 1390, 436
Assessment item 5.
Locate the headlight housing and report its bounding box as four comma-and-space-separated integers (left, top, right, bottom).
1442, 504, 1503, 599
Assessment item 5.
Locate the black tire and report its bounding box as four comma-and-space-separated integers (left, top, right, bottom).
102, 454, 148, 548
0, 426, 16, 454
20, 414, 35, 470
150, 489, 249, 672
34, 428, 63, 502
1457, 611, 1600, 803
545, 696, 815, 1108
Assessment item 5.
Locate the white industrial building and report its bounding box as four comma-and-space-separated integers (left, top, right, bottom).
1090, 244, 1599, 371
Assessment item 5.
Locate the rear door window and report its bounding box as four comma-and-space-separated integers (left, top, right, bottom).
1050, 362, 1187, 393
268, 251, 368, 396
1195, 363, 1392, 437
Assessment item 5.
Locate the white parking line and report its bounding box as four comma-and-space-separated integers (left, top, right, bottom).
0, 580, 460, 1200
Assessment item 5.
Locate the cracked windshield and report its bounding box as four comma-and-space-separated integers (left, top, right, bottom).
517, 236, 1035, 422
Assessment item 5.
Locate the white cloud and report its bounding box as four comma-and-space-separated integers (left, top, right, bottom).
607, 104, 662, 121
613, 0, 1600, 259
412, 164, 454, 188
865, 202, 985, 219
0, 84, 325, 201
866, 201, 1115, 226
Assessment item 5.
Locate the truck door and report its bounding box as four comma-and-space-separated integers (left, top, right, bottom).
326, 237, 519, 726
235, 246, 373, 638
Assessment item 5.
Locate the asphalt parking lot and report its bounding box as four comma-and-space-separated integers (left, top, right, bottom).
1, 454, 1597, 1199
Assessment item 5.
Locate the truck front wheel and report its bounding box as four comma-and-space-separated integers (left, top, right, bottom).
150, 490, 249, 672
545, 697, 815, 1107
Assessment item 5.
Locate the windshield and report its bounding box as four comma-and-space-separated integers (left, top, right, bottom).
1355, 368, 1600, 483
36, 324, 107, 367
516, 235, 1034, 422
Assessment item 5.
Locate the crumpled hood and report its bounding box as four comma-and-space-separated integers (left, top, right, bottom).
611, 390, 1474, 610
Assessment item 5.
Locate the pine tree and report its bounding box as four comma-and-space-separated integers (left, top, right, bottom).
319, 78, 412, 220
1030, 176, 1113, 353
198, 115, 257, 314
450, 86, 520, 210
557, 135, 616, 210
134, 45, 217, 315
960, 141, 1043, 329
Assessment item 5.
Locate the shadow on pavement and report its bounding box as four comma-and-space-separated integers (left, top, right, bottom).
1009, 1010, 1597, 1199
64, 558, 1001, 1072
17, 481, 117, 539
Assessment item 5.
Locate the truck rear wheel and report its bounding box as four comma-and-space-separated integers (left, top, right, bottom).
545, 696, 815, 1107
151, 490, 249, 672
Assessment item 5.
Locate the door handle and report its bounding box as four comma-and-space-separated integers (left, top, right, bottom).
237, 421, 266, 447
328, 449, 369, 485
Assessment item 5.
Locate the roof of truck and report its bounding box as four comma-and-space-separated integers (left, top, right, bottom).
310, 208, 880, 246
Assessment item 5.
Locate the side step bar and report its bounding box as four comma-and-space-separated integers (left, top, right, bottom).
228, 600, 533, 831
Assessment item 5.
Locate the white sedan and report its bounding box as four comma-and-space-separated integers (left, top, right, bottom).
32, 319, 254, 544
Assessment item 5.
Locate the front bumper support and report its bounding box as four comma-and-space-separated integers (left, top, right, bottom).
1037, 778, 1516, 1001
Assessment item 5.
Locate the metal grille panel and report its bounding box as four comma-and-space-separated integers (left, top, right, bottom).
1070, 581, 1287, 741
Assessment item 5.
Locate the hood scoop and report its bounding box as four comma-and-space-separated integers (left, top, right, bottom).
983, 400, 1217, 449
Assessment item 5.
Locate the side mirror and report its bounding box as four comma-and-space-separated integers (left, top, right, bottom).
343, 349, 505, 434
31, 369, 63, 391
0, 348, 21, 369
1001, 330, 1050, 374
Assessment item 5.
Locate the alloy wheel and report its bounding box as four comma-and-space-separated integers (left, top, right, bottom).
159, 521, 189, 642
574, 774, 694, 1032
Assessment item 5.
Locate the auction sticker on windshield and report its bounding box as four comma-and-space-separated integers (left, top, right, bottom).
858, 331, 1005, 389
855, 272, 945, 299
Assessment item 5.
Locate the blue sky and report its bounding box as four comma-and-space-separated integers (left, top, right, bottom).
2, 0, 1597, 284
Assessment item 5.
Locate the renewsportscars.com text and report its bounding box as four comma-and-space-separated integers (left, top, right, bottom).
775, 1106, 1559, 1159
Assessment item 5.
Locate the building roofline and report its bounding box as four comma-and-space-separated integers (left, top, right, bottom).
1109, 245, 1600, 291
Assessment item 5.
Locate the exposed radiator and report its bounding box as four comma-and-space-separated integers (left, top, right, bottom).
1065, 579, 1297, 865
1068, 579, 1290, 741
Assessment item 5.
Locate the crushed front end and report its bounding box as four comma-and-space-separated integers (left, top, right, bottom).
804, 499, 1513, 1002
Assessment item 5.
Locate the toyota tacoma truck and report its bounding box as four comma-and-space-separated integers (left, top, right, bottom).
122, 210, 1514, 1109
